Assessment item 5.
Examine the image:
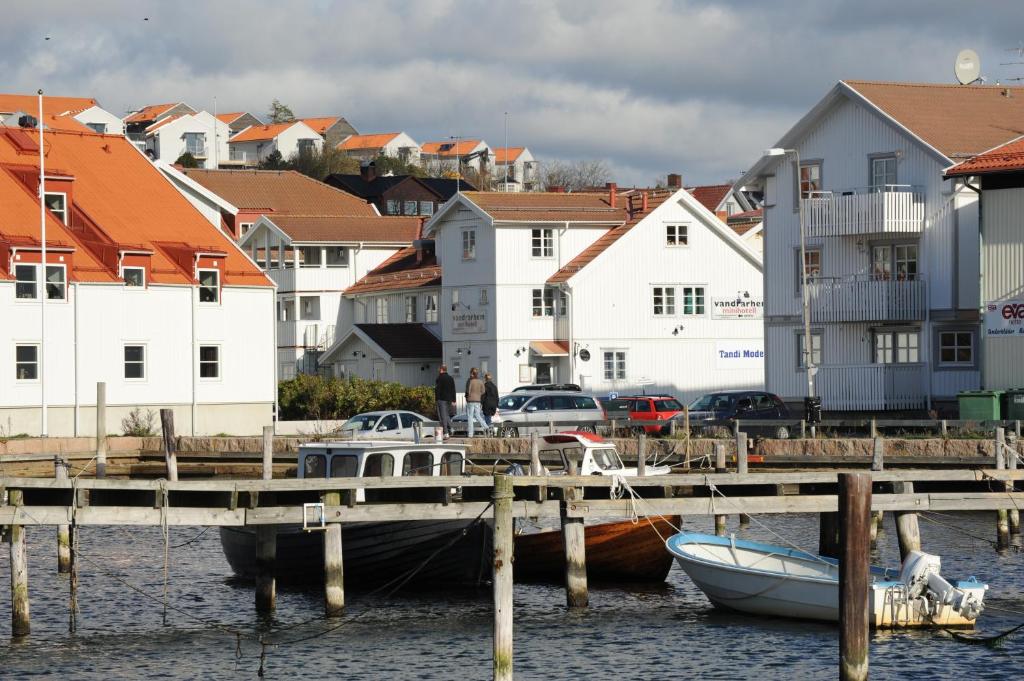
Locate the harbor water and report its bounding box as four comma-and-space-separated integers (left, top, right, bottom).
1, 512, 1023, 680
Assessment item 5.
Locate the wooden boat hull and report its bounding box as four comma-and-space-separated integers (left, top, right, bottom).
513, 516, 676, 583
220, 519, 492, 587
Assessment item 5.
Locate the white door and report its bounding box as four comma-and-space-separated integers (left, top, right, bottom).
372, 360, 386, 381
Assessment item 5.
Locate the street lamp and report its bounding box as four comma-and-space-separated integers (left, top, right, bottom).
762, 147, 818, 416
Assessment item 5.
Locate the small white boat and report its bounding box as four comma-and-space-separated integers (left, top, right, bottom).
666, 532, 987, 628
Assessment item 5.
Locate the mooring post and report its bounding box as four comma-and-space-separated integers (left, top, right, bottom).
940, 419, 948, 439
1009, 432, 1021, 539
800, 419, 807, 439
838, 472, 871, 681
262, 425, 274, 481
529, 432, 542, 475
870, 437, 884, 548
561, 459, 588, 608
736, 431, 750, 526
55, 458, 72, 574
492, 474, 514, 681
637, 432, 647, 477
714, 442, 727, 536
256, 424, 276, 613
869, 418, 877, 439
9, 488, 30, 637
322, 490, 344, 616
819, 512, 840, 559
159, 409, 178, 482
412, 420, 422, 444
95, 381, 107, 478
893, 481, 921, 562
995, 427, 1010, 550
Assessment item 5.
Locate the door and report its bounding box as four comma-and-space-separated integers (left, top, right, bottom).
372, 360, 386, 381
535, 361, 553, 385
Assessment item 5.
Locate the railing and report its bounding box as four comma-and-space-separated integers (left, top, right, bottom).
226, 148, 254, 164
803, 186, 924, 237
816, 363, 926, 411
303, 324, 319, 349
185, 145, 208, 158
808, 276, 925, 322
301, 323, 335, 350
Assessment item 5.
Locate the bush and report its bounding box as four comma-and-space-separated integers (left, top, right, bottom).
122, 407, 157, 436
278, 375, 436, 421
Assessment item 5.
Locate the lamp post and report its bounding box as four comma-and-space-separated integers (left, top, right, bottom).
38, 90, 48, 437
763, 147, 815, 404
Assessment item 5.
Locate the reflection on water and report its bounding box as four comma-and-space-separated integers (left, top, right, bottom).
0, 513, 1021, 680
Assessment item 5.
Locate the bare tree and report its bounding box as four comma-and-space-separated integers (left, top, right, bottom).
540, 159, 611, 191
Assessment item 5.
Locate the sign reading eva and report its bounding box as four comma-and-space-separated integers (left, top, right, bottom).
712, 297, 764, 319
985, 300, 1024, 337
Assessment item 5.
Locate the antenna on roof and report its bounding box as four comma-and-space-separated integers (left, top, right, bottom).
954, 49, 982, 85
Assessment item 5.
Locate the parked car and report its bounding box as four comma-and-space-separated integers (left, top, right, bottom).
339, 410, 434, 440
677, 390, 791, 438
452, 391, 603, 437
512, 383, 582, 392
620, 395, 685, 434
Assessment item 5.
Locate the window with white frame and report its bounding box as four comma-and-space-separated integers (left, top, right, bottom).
239, 222, 253, 236
653, 286, 675, 316
15, 344, 39, 380
184, 132, 206, 156
124, 345, 146, 379
199, 345, 220, 378
479, 288, 488, 306
325, 247, 348, 268
198, 269, 219, 303
300, 296, 320, 320
603, 350, 626, 381
797, 248, 822, 291
797, 332, 822, 368
419, 201, 434, 216
45, 264, 66, 300
871, 156, 897, 190
279, 299, 295, 322
386, 200, 400, 215
799, 162, 822, 199
531, 228, 553, 257
405, 295, 417, 322
375, 298, 388, 323
86, 122, 106, 134
939, 331, 974, 366
44, 193, 67, 224
404, 200, 418, 215
299, 246, 321, 268
462, 229, 476, 260
532, 288, 552, 317
666, 225, 688, 246
680, 286, 705, 315
425, 293, 438, 323
874, 330, 919, 364
122, 266, 145, 287
15, 264, 36, 299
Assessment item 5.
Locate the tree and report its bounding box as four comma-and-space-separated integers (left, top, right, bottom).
371, 153, 427, 178
539, 159, 611, 192
267, 99, 296, 124
174, 151, 199, 168
259, 150, 287, 170
287, 146, 360, 180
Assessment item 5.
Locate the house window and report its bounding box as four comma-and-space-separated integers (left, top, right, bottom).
375, 298, 388, 323
17, 264, 66, 300
198, 269, 219, 303
300, 296, 320, 320
44, 193, 67, 224
404, 200, 418, 215
405, 295, 417, 322
451, 358, 461, 376
15, 264, 37, 299
386, 200, 400, 215
666, 225, 688, 246
184, 132, 206, 156
797, 332, 822, 368
86, 122, 106, 134
15, 344, 39, 380
239, 222, 253, 236
798, 248, 822, 291
532, 288, 552, 317
419, 201, 434, 216
557, 290, 567, 316
479, 288, 488, 306
874, 330, 919, 364
325, 247, 348, 268
282, 245, 295, 269
425, 293, 438, 323
199, 345, 220, 378
462, 230, 476, 260
799, 162, 821, 199
279, 299, 295, 322
44, 264, 66, 300
299, 246, 321, 268
532, 229, 553, 257
680, 286, 705, 316
297, 139, 315, 156
871, 156, 897, 190
939, 331, 974, 366
123, 266, 145, 287
872, 244, 918, 281
124, 345, 146, 379
603, 350, 626, 381
653, 286, 675, 315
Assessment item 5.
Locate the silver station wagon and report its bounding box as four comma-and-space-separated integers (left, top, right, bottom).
452, 391, 604, 437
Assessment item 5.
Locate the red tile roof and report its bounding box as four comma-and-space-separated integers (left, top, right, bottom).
0, 94, 98, 116
421, 140, 482, 156
216, 112, 245, 124
945, 136, 1024, 176
337, 132, 401, 151
267, 215, 420, 244
181, 168, 377, 216
460, 191, 627, 223
124, 102, 183, 124
687, 184, 732, 212
345, 245, 440, 295
494, 147, 525, 164
144, 113, 184, 133
299, 117, 338, 134
229, 122, 303, 143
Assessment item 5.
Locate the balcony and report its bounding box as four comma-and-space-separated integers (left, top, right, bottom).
816, 363, 925, 411
185, 145, 208, 159
223, 148, 256, 166
808, 276, 925, 323
803, 187, 924, 238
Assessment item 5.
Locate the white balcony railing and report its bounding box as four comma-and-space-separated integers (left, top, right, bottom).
227, 148, 255, 164
803, 187, 924, 237
303, 324, 319, 349
185, 145, 208, 158
301, 323, 336, 350
808, 276, 925, 323
816, 363, 925, 411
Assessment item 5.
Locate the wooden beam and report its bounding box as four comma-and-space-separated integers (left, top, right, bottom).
893, 481, 921, 562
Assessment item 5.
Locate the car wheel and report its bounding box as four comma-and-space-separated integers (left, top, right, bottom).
499, 425, 519, 438
774, 426, 789, 440
577, 424, 596, 434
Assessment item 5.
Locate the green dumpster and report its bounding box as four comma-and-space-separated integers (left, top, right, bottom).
958, 390, 1003, 421
1004, 389, 1024, 421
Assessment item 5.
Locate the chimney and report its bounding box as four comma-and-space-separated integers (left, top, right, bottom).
641, 191, 649, 212
666, 173, 682, 189
606, 182, 618, 208
360, 160, 376, 182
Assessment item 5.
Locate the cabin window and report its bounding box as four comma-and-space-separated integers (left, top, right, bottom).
652, 286, 675, 316
330, 455, 359, 478
123, 266, 145, 287
441, 452, 464, 476
15, 264, 37, 299
15, 344, 39, 380
199, 345, 220, 378
666, 225, 688, 246
44, 193, 67, 224
462, 229, 476, 260
124, 345, 146, 379
363, 453, 394, 477
531, 228, 553, 258
425, 294, 438, 323
198, 269, 219, 303
303, 454, 327, 478
326, 247, 349, 268
591, 448, 621, 471
402, 451, 434, 476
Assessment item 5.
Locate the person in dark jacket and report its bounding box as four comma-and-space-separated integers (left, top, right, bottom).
434, 365, 456, 438
482, 373, 499, 427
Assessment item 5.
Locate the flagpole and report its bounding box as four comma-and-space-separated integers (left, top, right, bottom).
38, 89, 47, 437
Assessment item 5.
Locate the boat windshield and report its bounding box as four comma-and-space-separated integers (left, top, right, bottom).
498, 395, 531, 410
591, 447, 622, 471
303, 453, 327, 478
688, 394, 735, 411
344, 414, 379, 431
330, 455, 360, 478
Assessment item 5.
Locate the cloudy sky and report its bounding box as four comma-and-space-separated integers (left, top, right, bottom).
4, 1, 1024, 185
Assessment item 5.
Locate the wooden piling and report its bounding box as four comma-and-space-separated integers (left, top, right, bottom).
870, 437, 884, 548
9, 489, 30, 637
714, 442, 727, 536
893, 481, 921, 561
561, 459, 588, 608
492, 474, 514, 681
323, 490, 344, 616
256, 430, 276, 613
262, 425, 274, 481
869, 418, 877, 439
995, 428, 1010, 551
637, 432, 647, 477
838, 473, 871, 681
95, 381, 107, 478
160, 409, 179, 482
529, 433, 542, 476
55, 458, 71, 574
940, 419, 948, 439
736, 431, 750, 526
819, 512, 840, 559
1009, 434, 1021, 539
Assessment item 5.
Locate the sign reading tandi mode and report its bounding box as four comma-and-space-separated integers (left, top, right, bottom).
712, 297, 764, 319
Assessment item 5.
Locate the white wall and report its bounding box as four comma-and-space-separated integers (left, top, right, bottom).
74, 106, 125, 136
149, 112, 231, 168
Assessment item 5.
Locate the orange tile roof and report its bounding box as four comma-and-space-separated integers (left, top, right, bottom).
687, 184, 732, 212
547, 191, 673, 284
421, 140, 482, 156
124, 102, 182, 124
460, 191, 627, 223
228, 122, 305, 143
0, 93, 98, 116
345, 245, 441, 295
181, 168, 377, 216
216, 112, 245, 124
337, 132, 401, 151
945, 136, 1024, 176
0, 128, 270, 287
494, 147, 525, 164
144, 113, 184, 133
299, 117, 338, 134
39, 114, 93, 133
268, 215, 420, 244
845, 80, 1024, 159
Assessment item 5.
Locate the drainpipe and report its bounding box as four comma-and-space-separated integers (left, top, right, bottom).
560, 283, 574, 384
963, 178, 983, 389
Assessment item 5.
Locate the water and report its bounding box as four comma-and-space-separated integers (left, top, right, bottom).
1, 513, 1023, 680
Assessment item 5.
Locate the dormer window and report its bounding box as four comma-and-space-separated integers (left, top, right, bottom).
45, 193, 67, 224
198, 268, 220, 303
123, 266, 145, 287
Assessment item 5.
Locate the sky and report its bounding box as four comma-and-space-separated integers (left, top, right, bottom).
4, 0, 1024, 186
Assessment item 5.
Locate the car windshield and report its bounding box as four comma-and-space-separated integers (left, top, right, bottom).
498, 395, 531, 410
689, 394, 736, 411
591, 448, 622, 471
343, 414, 378, 431
655, 399, 683, 412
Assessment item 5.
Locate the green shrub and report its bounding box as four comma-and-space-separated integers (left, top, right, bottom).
278, 375, 436, 421
121, 407, 157, 436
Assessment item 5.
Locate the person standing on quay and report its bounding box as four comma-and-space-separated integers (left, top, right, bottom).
465, 368, 487, 437
482, 372, 499, 428
435, 365, 456, 439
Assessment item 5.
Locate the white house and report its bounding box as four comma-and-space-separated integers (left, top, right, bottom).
0, 124, 275, 437
421, 188, 764, 400
123, 102, 196, 152
227, 121, 323, 166
737, 80, 1024, 413
494, 147, 538, 192
68, 105, 124, 135
0, 94, 123, 135
145, 110, 231, 168
337, 132, 421, 164
420, 139, 493, 176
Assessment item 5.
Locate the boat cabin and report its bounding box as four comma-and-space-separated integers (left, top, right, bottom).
539, 432, 668, 476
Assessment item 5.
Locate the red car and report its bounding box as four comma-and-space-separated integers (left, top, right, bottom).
621, 395, 685, 433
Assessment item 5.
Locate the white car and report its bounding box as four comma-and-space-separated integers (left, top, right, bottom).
340, 410, 434, 440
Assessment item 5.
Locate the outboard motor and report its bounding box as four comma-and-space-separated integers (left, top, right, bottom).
900, 551, 984, 620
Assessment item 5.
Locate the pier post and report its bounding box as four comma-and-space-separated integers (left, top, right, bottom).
9, 489, 30, 637
838, 473, 871, 681
262, 425, 274, 480
870, 438, 884, 548
736, 431, 750, 526
159, 409, 178, 482
940, 419, 948, 439
714, 442, 727, 536
492, 474, 514, 681
819, 512, 840, 559
637, 432, 647, 477
561, 459, 588, 608
55, 458, 72, 574
529, 433, 542, 475
256, 425, 276, 613
995, 428, 1010, 551
1009, 432, 1021, 539
95, 382, 107, 478
322, 490, 344, 616
893, 481, 921, 561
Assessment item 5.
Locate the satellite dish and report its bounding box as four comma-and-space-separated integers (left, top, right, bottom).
955, 49, 981, 85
